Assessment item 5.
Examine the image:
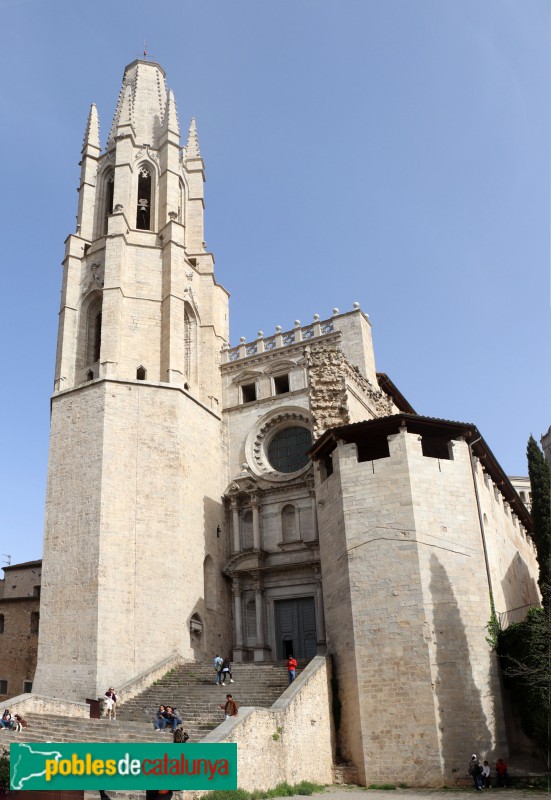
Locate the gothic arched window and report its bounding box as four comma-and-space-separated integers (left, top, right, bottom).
86, 294, 103, 365
183, 304, 198, 385
104, 172, 114, 234
137, 165, 152, 230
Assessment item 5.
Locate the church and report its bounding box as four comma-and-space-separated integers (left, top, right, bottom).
27, 58, 540, 784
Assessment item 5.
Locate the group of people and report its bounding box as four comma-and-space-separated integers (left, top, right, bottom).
214, 653, 299, 685
213, 655, 235, 686
0, 709, 27, 731
469, 755, 510, 790
153, 705, 183, 731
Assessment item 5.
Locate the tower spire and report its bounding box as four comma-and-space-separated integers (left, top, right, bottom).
82, 103, 100, 152
119, 82, 133, 128
186, 117, 201, 159
108, 60, 167, 147
163, 89, 180, 138
76, 103, 101, 240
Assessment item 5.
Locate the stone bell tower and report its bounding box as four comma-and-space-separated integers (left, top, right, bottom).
33, 60, 231, 700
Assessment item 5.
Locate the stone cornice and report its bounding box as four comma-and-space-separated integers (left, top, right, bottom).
51, 378, 222, 421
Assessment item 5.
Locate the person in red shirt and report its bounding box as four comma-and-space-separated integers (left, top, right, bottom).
495, 758, 509, 787
286, 655, 297, 684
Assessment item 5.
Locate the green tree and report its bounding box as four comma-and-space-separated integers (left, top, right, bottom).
498, 607, 549, 759
497, 437, 551, 765
0, 753, 9, 790
527, 435, 551, 608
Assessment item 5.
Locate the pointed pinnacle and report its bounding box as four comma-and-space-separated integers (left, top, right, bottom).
82, 103, 100, 151
186, 117, 201, 159
119, 82, 133, 127
164, 89, 180, 136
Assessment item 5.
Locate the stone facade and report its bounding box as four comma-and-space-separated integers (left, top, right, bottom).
203, 655, 334, 790
310, 417, 538, 785
541, 425, 551, 465
508, 476, 532, 513
24, 58, 541, 786
0, 560, 42, 701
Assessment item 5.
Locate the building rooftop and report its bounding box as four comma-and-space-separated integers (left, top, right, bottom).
2, 559, 42, 572
310, 413, 532, 532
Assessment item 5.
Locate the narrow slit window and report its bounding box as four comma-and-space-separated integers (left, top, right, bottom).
85, 295, 103, 368
104, 174, 114, 234
93, 312, 102, 362
23, 680, 33, 693
137, 166, 152, 230
136, 366, 146, 380
0, 681, 7, 695
30, 612, 39, 636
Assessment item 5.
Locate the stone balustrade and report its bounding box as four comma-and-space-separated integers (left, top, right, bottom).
221, 308, 358, 363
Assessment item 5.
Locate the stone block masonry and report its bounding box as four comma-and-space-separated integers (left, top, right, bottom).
315, 428, 513, 786
33, 379, 231, 701
203, 655, 334, 791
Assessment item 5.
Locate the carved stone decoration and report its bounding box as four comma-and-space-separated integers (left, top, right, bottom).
306, 342, 392, 438
306, 345, 350, 439
135, 146, 160, 168
82, 262, 104, 295
224, 474, 259, 503
245, 408, 313, 482
183, 284, 199, 313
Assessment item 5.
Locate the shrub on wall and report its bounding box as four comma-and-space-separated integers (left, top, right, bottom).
497, 607, 549, 761
0, 754, 10, 791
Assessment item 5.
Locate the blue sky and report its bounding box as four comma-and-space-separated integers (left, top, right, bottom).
1, 0, 549, 567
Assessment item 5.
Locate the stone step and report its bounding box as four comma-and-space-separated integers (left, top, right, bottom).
4, 661, 304, 753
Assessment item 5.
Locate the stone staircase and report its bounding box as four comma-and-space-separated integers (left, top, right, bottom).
117, 661, 298, 740
3, 714, 160, 744
3, 660, 299, 748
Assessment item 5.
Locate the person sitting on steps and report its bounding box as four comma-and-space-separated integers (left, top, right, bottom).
153, 705, 167, 731
164, 706, 182, 731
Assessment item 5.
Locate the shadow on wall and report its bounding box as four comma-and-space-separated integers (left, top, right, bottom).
500, 552, 540, 624
186, 496, 232, 662
430, 555, 492, 776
